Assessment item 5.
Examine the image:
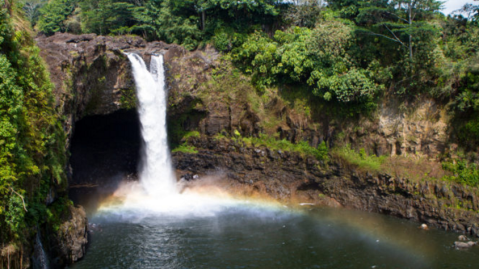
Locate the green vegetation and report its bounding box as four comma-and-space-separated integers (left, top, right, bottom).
183, 130, 201, 140
20, 0, 479, 121
442, 159, 479, 187
169, 129, 200, 153
31, 0, 281, 47
37, 0, 75, 35
119, 87, 137, 110
333, 145, 386, 172
172, 143, 199, 154
232, 21, 381, 110
1, 0, 68, 247
216, 132, 329, 161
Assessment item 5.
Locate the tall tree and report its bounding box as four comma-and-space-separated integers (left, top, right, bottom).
283, 0, 323, 28
356, 0, 442, 60
80, 0, 139, 35
37, 0, 75, 35
19, 0, 46, 26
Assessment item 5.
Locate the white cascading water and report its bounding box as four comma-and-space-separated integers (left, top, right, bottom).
127, 53, 176, 196
100, 53, 243, 218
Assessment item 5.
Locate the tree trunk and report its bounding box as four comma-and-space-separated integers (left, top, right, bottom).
408, 1, 413, 61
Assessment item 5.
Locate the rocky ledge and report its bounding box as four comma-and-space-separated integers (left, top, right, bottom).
50, 205, 88, 266
173, 136, 479, 236
35, 32, 186, 147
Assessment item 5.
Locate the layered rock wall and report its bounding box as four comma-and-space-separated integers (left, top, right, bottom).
173, 136, 479, 236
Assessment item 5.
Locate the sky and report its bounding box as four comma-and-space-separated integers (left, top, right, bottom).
442, 0, 477, 15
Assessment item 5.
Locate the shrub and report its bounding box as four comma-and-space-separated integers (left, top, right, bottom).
214, 31, 230, 52
442, 159, 479, 187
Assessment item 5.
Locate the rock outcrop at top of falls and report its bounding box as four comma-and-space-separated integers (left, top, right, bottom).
35, 33, 187, 148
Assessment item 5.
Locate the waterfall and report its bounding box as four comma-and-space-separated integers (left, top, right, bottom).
127, 54, 176, 196
32, 232, 49, 269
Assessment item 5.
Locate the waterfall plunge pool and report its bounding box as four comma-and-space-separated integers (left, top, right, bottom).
69, 198, 479, 269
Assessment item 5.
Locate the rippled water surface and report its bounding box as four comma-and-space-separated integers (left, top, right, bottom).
70, 201, 479, 269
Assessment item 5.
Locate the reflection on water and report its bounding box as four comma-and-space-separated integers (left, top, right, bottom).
70, 188, 479, 269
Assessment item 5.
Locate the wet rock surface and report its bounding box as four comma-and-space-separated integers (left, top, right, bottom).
45, 205, 88, 268
173, 136, 479, 237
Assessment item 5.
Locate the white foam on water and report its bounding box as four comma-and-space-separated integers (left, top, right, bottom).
118, 54, 276, 219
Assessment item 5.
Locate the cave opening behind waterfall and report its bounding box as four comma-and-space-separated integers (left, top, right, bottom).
69, 109, 141, 211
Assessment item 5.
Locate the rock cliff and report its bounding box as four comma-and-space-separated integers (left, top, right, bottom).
173, 136, 479, 236
34, 33, 479, 260
36, 33, 452, 159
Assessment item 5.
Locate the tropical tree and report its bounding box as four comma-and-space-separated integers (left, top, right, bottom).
137, 0, 281, 49
283, 0, 323, 28
19, 0, 46, 26
80, 0, 139, 35
355, 0, 442, 60
37, 0, 75, 35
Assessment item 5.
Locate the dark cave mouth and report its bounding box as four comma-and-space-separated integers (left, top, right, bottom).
69, 109, 141, 208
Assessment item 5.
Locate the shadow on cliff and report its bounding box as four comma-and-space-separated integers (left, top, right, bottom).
68, 109, 141, 213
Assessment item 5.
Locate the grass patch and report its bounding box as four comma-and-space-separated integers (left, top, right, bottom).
230, 133, 329, 161
171, 143, 198, 154
333, 145, 386, 172
213, 132, 229, 141
183, 130, 200, 140
170, 131, 200, 154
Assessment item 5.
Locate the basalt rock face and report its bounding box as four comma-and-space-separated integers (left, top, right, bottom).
163, 46, 451, 159
35, 33, 186, 147
47, 206, 88, 268
173, 136, 479, 236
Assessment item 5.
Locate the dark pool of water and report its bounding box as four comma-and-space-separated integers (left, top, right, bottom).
70, 203, 479, 269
